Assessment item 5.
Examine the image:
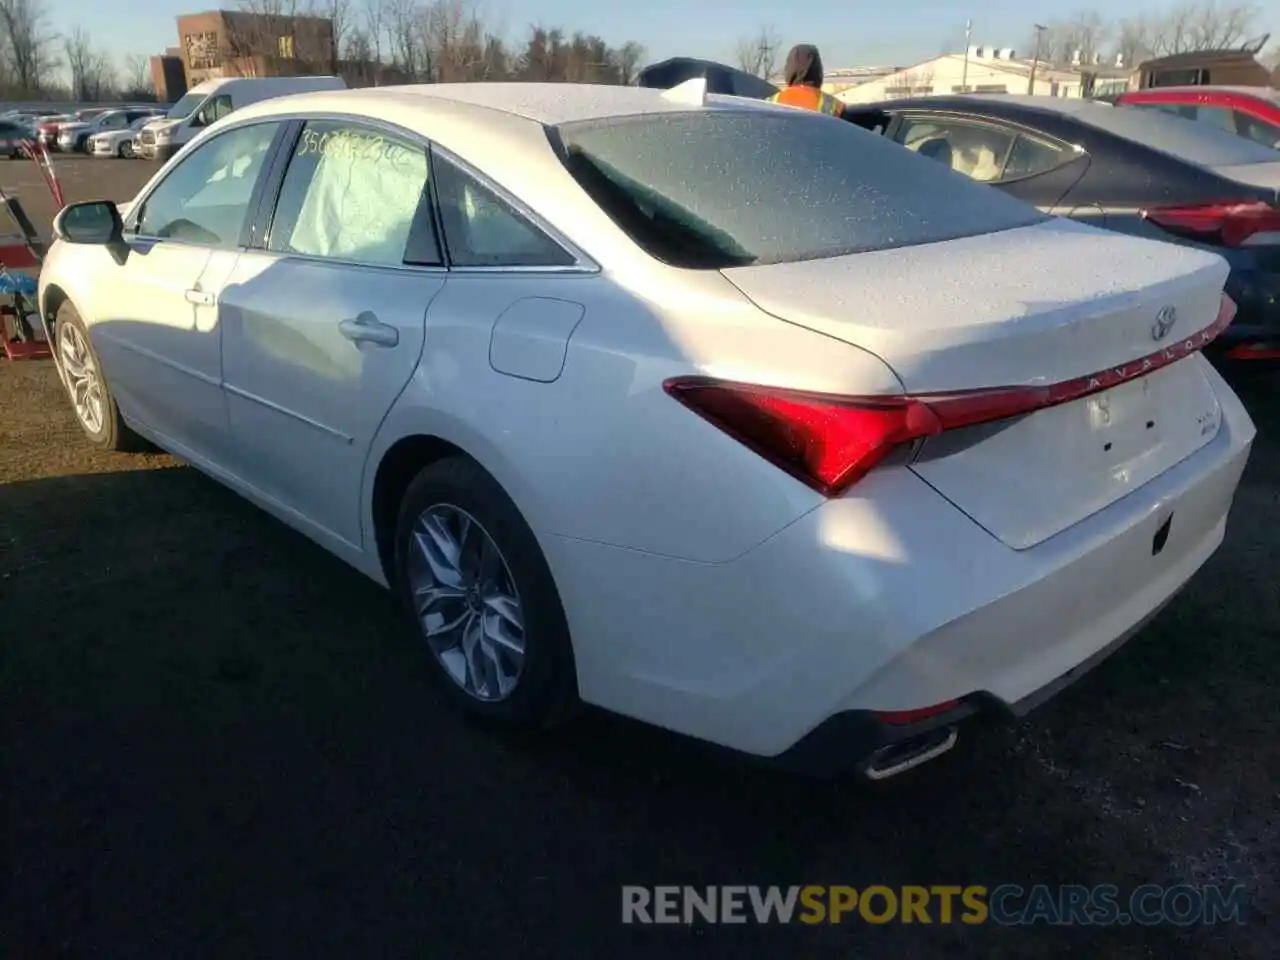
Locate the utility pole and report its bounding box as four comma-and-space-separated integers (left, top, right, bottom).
961, 19, 971, 92
1027, 23, 1047, 94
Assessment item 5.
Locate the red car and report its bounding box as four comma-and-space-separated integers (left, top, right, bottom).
1117, 86, 1280, 151
35, 108, 109, 151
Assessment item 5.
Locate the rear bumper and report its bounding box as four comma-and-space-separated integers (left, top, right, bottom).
544, 359, 1255, 767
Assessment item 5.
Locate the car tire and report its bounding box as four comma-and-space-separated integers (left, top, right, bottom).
53, 302, 149, 453
394, 456, 579, 734
119, 141, 133, 159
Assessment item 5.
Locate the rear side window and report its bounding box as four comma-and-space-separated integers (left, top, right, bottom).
1237, 113, 1280, 150
1101, 103, 1279, 166
553, 110, 1046, 268
1004, 135, 1071, 180
433, 154, 575, 268
894, 117, 1015, 182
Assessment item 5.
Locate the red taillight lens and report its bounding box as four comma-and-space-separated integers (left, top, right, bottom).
662, 380, 945, 495
1142, 200, 1280, 247
666, 294, 1236, 497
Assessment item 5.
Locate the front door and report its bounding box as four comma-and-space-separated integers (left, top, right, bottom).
219, 120, 445, 546
93, 119, 284, 455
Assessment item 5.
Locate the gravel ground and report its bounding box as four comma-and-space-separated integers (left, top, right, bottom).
2, 155, 1278, 958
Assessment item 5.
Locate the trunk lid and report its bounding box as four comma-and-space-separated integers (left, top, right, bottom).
722, 218, 1231, 549
1211, 161, 1280, 202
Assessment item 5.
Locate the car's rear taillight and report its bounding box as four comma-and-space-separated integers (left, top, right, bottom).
662, 380, 947, 495
665, 295, 1236, 497
1142, 200, 1280, 247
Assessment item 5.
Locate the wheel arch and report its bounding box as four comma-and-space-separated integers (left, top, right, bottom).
365, 422, 542, 588
41, 282, 69, 337
369, 434, 469, 584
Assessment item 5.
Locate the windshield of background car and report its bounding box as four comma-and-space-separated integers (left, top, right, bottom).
167, 92, 204, 119
552, 109, 1048, 268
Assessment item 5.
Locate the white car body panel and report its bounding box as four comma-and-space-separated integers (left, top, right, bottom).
37, 83, 1256, 764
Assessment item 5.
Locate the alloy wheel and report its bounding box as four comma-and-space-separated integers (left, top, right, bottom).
58, 323, 105, 435
407, 504, 527, 701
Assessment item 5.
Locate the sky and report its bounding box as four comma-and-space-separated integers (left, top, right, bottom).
44, 0, 1280, 78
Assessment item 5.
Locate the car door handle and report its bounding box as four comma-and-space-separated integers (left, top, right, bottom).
338, 311, 399, 348
184, 288, 216, 306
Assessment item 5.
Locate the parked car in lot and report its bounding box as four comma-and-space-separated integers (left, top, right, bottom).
1116, 86, 1280, 150
38, 84, 1255, 779
636, 57, 778, 98
138, 75, 347, 161
35, 114, 73, 150
0, 117, 33, 158
59, 107, 164, 153
843, 95, 1280, 362
89, 114, 162, 159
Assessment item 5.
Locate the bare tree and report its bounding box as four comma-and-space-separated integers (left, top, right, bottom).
735, 24, 779, 78
0, 0, 56, 95
360, 0, 386, 81
1030, 11, 1110, 65
612, 40, 644, 85
63, 26, 93, 98
120, 52, 150, 94
421, 0, 485, 82
316, 0, 350, 71
1115, 15, 1156, 67
1147, 0, 1258, 55
384, 0, 422, 79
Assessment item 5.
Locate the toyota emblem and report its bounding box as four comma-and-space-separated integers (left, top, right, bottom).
1152, 306, 1178, 341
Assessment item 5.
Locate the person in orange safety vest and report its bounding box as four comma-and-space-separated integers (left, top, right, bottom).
767, 44, 847, 117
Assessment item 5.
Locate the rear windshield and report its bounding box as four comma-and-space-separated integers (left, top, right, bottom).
1098, 103, 1279, 166
551, 109, 1048, 268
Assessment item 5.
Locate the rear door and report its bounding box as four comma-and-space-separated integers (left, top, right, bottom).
218, 119, 445, 547
887, 112, 1089, 210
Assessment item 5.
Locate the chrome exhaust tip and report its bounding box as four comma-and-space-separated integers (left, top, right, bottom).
863, 725, 958, 781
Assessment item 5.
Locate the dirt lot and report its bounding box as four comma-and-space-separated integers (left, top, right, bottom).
2, 156, 1279, 957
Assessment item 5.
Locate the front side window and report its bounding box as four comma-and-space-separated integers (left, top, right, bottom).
894, 116, 1015, 182
268, 120, 437, 267
205, 95, 234, 124
433, 154, 575, 268
98, 113, 127, 130
134, 121, 279, 246
555, 110, 1045, 268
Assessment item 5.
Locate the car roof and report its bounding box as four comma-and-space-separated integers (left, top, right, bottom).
214, 82, 796, 275
242, 81, 772, 128
1122, 85, 1279, 102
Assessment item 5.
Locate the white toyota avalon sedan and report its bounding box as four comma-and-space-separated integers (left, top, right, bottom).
38, 82, 1255, 779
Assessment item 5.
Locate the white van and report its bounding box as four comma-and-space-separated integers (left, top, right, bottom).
137, 75, 347, 162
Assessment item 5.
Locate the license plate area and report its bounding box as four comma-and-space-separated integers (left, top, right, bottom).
911, 359, 1222, 550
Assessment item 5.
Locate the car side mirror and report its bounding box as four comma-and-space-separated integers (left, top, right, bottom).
52, 201, 129, 264
190, 110, 208, 129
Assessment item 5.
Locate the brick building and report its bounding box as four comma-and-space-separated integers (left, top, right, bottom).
150, 47, 188, 102
176, 9, 336, 85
